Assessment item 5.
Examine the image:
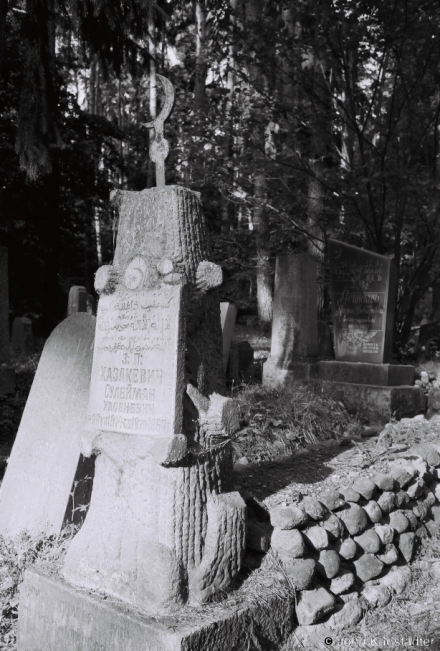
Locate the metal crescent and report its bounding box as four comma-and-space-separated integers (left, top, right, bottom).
144, 75, 175, 129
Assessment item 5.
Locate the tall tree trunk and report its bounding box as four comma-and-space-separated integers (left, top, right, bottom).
147, 5, 157, 188
194, 0, 207, 111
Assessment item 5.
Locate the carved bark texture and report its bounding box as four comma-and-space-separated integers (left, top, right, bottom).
62, 186, 245, 612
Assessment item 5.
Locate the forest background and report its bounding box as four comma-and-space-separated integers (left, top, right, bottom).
2, 0, 440, 352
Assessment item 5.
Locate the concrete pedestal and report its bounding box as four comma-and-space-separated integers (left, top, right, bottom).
263, 358, 318, 387
17, 566, 294, 651
325, 383, 425, 423
318, 361, 415, 386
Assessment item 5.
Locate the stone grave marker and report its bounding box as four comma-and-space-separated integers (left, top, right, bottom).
263, 253, 318, 387
0, 247, 15, 394
67, 285, 88, 315
86, 293, 96, 315
220, 301, 238, 371
11, 316, 34, 356
327, 239, 396, 363
0, 313, 95, 538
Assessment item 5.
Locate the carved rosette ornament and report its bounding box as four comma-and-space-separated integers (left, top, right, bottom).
61, 78, 245, 613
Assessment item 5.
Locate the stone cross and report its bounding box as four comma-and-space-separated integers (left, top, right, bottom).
61, 80, 245, 612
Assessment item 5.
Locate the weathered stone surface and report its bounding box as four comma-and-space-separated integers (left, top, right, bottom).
429, 480, 440, 502
317, 550, 340, 579
395, 490, 410, 508
410, 458, 430, 481
412, 501, 429, 521
363, 500, 382, 523
0, 314, 96, 538
427, 387, 440, 420
378, 543, 399, 565
302, 497, 327, 521
361, 584, 391, 608
296, 587, 336, 625
329, 570, 355, 595
246, 522, 271, 552
67, 285, 88, 315
61, 186, 244, 611
379, 566, 411, 595
326, 384, 424, 423
326, 600, 363, 632
220, 302, 237, 372
270, 505, 307, 530
340, 486, 361, 503
353, 554, 384, 582
304, 525, 329, 551
398, 532, 415, 563
328, 240, 396, 364
407, 480, 424, 500
271, 528, 305, 559
18, 565, 296, 651
425, 520, 440, 537
410, 443, 440, 467
321, 513, 344, 540
422, 488, 436, 509
263, 254, 318, 389
388, 511, 410, 534
339, 503, 368, 535
316, 488, 345, 511
354, 529, 381, 553
377, 491, 396, 513
372, 473, 395, 491
337, 538, 358, 560
415, 524, 429, 540
284, 558, 316, 591
430, 504, 440, 523
374, 524, 394, 545
318, 361, 414, 386
351, 477, 376, 500
390, 466, 413, 489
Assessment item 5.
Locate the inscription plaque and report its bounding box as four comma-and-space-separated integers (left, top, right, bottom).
328, 239, 396, 364
86, 284, 183, 437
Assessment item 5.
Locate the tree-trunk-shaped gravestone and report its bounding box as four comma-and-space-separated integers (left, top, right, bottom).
58, 77, 245, 614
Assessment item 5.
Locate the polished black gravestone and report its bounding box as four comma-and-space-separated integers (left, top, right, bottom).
318, 240, 423, 422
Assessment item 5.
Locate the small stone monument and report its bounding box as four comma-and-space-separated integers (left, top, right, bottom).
67, 285, 88, 315
18, 76, 249, 651
11, 316, 34, 356
318, 240, 424, 421
263, 253, 318, 387
220, 301, 238, 371
0, 247, 15, 394
0, 313, 95, 537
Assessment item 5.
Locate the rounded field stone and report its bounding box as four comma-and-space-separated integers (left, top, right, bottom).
425, 520, 440, 537
337, 538, 357, 560
339, 503, 368, 536
321, 513, 344, 540
423, 489, 436, 509
372, 473, 395, 491
388, 511, 409, 534
354, 529, 381, 553
351, 477, 376, 500
340, 487, 361, 503
407, 480, 424, 500
317, 549, 341, 579
414, 501, 430, 521
390, 467, 413, 489
296, 586, 336, 625
303, 525, 329, 551
271, 528, 305, 559
317, 488, 345, 511
284, 558, 316, 590
378, 543, 399, 565
362, 584, 391, 608
330, 570, 355, 595
429, 480, 440, 501
415, 524, 429, 540
354, 553, 384, 582
410, 443, 440, 467
431, 505, 440, 523
379, 566, 411, 595
398, 532, 415, 562
327, 599, 363, 632
302, 497, 327, 521
395, 490, 410, 508
402, 509, 418, 530
377, 492, 396, 514
363, 500, 382, 523
374, 524, 394, 545
270, 505, 308, 529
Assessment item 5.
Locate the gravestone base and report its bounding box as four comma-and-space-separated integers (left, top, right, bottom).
318, 361, 415, 386
263, 357, 318, 388
18, 566, 294, 651
0, 366, 15, 395
325, 382, 425, 423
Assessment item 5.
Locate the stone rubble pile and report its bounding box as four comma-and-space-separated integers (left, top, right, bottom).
251, 441, 440, 631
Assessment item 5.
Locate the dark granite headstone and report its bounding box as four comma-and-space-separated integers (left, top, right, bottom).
67, 286, 88, 316
328, 240, 397, 364
11, 316, 34, 356
0, 313, 95, 538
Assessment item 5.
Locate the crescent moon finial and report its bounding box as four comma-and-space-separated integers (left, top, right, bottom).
144, 75, 175, 188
